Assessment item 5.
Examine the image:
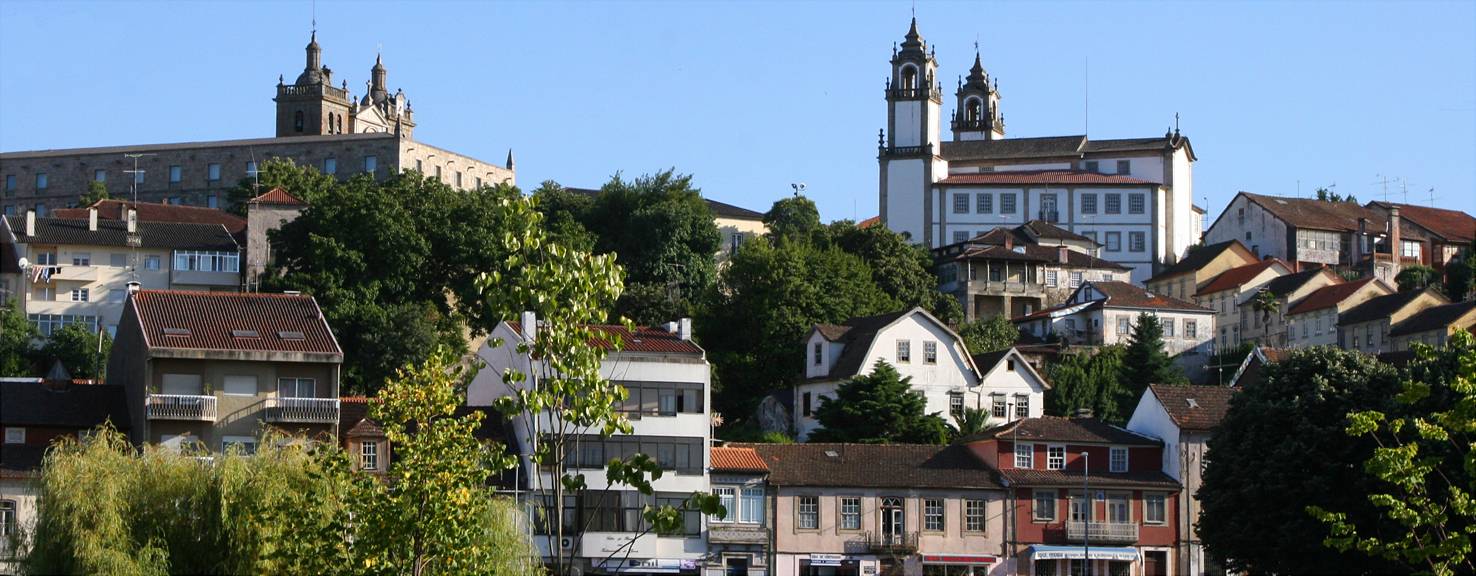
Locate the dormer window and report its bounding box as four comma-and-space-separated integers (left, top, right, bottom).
1110, 446, 1128, 472
813, 342, 823, 366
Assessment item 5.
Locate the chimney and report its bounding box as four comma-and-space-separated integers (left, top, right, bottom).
126, 207, 137, 233
679, 318, 692, 341
89, 207, 98, 231
1073, 407, 1094, 419
1004, 235, 1014, 250
1389, 206, 1402, 262
25, 209, 35, 236
126, 281, 141, 293
520, 311, 537, 342
1058, 246, 1069, 264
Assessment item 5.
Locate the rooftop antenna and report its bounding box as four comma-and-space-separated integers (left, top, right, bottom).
1374, 175, 1396, 202
1427, 187, 1440, 207
122, 153, 154, 284
1084, 57, 1089, 136
1296, 180, 1300, 199
1398, 178, 1410, 204
312, 0, 316, 34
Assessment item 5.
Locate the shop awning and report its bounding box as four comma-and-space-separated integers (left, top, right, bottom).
1026, 546, 1139, 561
920, 555, 998, 565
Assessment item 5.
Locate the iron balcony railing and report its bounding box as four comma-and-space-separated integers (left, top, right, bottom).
1038, 210, 1060, 223
1065, 521, 1139, 543
147, 394, 217, 421
264, 397, 341, 424
865, 530, 920, 553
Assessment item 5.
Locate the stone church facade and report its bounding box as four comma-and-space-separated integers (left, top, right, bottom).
1, 33, 513, 215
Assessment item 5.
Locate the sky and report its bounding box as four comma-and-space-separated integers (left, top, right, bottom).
1, 1, 1473, 223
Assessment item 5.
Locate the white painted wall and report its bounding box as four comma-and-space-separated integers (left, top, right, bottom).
977, 349, 1048, 425
894, 101, 922, 147
1205, 195, 1290, 262
885, 159, 927, 242
1125, 388, 1182, 481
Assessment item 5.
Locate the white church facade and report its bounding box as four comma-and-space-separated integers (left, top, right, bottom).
878, 20, 1201, 283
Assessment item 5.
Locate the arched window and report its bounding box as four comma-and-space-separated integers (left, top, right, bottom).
901, 65, 917, 90
966, 98, 983, 122
337, 114, 343, 133
294, 110, 304, 132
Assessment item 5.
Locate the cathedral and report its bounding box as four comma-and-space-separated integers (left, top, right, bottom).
878, 20, 1200, 283
274, 32, 417, 139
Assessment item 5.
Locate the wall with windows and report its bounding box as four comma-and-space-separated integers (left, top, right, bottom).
13, 241, 175, 337
1203, 194, 1292, 264
978, 350, 1047, 426
140, 357, 339, 448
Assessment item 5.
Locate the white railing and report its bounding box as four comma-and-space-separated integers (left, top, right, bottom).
265, 397, 341, 424
147, 394, 217, 421
1066, 521, 1139, 543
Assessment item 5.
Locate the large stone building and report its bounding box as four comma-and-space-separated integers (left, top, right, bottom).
876, 20, 1200, 283
0, 33, 513, 215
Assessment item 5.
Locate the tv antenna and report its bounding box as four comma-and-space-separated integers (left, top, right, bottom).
1398, 178, 1412, 204
1427, 187, 1440, 207
1373, 175, 1398, 202
122, 152, 154, 283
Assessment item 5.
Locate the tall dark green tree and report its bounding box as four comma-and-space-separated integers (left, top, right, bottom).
763, 195, 828, 247
1119, 312, 1187, 405
1, 298, 40, 376
829, 222, 963, 324
1198, 346, 1407, 575
530, 180, 597, 253
80, 180, 108, 206
226, 158, 339, 214
582, 170, 720, 297
1044, 346, 1127, 421
1395, 265, 1439, 293
697, 237, 898, 418
807, 360, 951, 444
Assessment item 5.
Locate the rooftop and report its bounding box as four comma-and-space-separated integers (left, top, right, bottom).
130, 290, 342, 356
0, 131, 399, 159
0, 381, 132, 430
1149, 384, 1240, 431
1148, 240, 1249, 283
1090, 281, 1213, 312
1238, 192, 1387, 233
939, 134, 1193, 163
955, 416, 1161, 446
936, 170, 1160, 187
1369, 202, 1476, 244
505, 321, 704, 354
1285, 278, 1382, 316
1003, 468, 1181, 489
53, 199, 247, 234
5, 215, 240, 251
248, 187, 309, 206
1194, 259, 1289, 297
744, 443, 1001, 489
1338, 288, 1444, 326
809, 309, 920, 380
1258, 267, 1337, 298
1389, 299, 1476, 337
711, 446, 769, 473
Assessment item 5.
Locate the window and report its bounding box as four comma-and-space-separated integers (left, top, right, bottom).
93, 169, 106, 182
70, 288, 89, 302
713, 487, 736, 522
1117, 316, 1131, 335
1186, 321, 1198, 339
72, 252, 90, 266
840, 496, 862, 530
797, 496, 819, 529
1015, 442, 1034, 468
1105, 194, 1121, 214
169, 165, 181, 184
803, 392, 812, 417
730, 232, 745, 253
3, 427, 23, 444
1081, 193, 1098, 214
813, 342, 823, 365
278, 378, 317, 398
897, 340, 911, 362
145, 255, 160, 270
435, 166, 443, 181
476, 177, 483, 188
1110, 446, 1128, 472
953, 231, 969, 244
1045, 270, 1058, 287
615, 381, 704, 415
361, 440, 380, 470
1033, 490, 1056, 521
953, 193, 969, 214
35, 204, 45, 216
740, 488, 763, 524
1047, 445, 1065, 470
1144, 493, 1166, 524
105, 288, 125, 303
1070, 272, 1083, 288
27, 314, 97, 336
3, 206, 11, 215
993, 394, 1007, 418
977, 193, 993, 213
208, 163, 220, 182
223, 375, 258, 397
965, 499, 985, 532
924, 341, 937, 364
0, 500, 13, 538
1105, 232, 1122, 252
1401, 241, 1422, 259
4, 175, 14, 191
1117, 160, 1131, 175
924, 498, 944, 531
166, 197, 181, 205
950, 394, 964, 416
222, 436, 257, 456
456, 171, 463, 187
1108, 494, 1130, 523
207, 195, 218, 209
161, 373, 204, 395
1001, 193, 1017, 214
1015, 395, 1030, 418
173, 251, 240, 273
33, 286, 55, 301
246, 161, 258, 178
1129, 232, 1145, 252
364, 155, 377, 173
318, 157, 336, 176
1085, 161, 1099, 172
36, 173, 48, 190
1129, 193, 1145, 214
1163, 319, 1175, 338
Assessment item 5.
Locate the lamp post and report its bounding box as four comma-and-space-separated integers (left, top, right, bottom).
1082, 451, 1091, 576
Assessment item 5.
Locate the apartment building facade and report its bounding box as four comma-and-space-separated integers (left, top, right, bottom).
1335, 288, 1449, 355
708, 446, 774, 576
107, 290, 343, 451
1013, 282, 1215, 357
1282, 278, 1394, 349
1190, 259, 1291, 351
932, 221, 1130, 320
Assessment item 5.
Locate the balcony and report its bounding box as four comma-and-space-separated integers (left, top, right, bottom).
965, 279, 1046, 296
1065, 521, 1139, 544
708, 527, 769, 545
881, 144, 934, 158
264, 397, 341, 424
865, 531, 920, 553
147, 394, 217, 421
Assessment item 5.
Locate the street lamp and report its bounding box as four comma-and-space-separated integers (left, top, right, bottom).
1082, 451, 1091, 576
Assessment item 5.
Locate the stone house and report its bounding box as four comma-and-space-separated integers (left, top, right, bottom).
1189, 259, 1291, 351
1335, 288, 1450, 355
1283, 278, 1395, 349
1366, 202, 1476, 273
1202, 193, 1421, 283
932, 221, 1130, 320
1143, 240, 1259, 305
244, 187, 309, 286
708, 446, 774, 576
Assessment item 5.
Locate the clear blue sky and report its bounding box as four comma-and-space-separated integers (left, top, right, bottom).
2, 1, 1473, 222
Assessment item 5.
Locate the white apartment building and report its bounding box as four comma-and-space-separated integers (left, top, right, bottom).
3, 208, 241, 337
468, 314, 711, 576
876, 20, 1199, 283
1014, 281, 1215, 357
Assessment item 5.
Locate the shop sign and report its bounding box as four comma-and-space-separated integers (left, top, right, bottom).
809, 554, 845, 566
920, 555, 998, 565
597, 558, 698, 573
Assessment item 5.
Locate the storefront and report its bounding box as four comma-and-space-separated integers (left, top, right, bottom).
1024, 546, 1139, 576
919, 554, 999, 576
798, 554, 878, 576
597, 558, 702, 575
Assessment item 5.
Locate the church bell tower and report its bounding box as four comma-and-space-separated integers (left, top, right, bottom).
951, 53, 1004, 141
274, 32, 353, 137
879, 19, 946, 246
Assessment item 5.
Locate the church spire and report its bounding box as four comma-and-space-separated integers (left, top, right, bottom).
900, 18, 926, 54
370, 53, 388, 102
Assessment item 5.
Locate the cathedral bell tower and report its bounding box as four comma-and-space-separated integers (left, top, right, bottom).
951, 53, 1004, 141
879, 19, 946, 246
274, 32, 353, 137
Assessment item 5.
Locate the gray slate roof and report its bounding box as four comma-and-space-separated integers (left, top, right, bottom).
744, 443, 1002, 489
5, 216, 239, 251
809, 309, 914, 381
940, 134, 1188, 162
0, 131, 397, 159
1258, 267, 1333, 298
1147, 240, 1242, 282
955, 416, 1161, 446
1338, 289, 1437, 326
1389, 299, 1476, 337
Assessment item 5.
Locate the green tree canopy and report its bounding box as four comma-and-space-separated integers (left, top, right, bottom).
39, 323, 111, 380
957, 314, 1020, 355
829, 222, 963, 324
1044, 346, 1127, 421
81, 180, 108, 206
1198, 346, 1408, 574
763, 195, 828, 247
1396, 265, 1440, 293
226, 158, 340, 215
1119, 312, 1188, 405
697, 237, 899, 418
1, 298, 40, 376
808, 359, 951, 444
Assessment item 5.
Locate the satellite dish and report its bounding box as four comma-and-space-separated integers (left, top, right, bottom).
18, 257, 29, 269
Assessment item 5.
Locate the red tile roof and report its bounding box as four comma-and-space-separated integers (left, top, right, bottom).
53, 199, 246, 234
248, 187, 309, 206
955, 416, 1161, 446
130, 290, 342, 356
1091, 281, 1213, 312
937, 170, 1160, 186
1371, 202, 1476, 244
711, 446, 769, 472
744, 443, 1002, 488
1285, 278, 1380, 315
1149, 385, 1240, 430
1239, 193, 1387, 233
1194, 259, 1289, 296
506, 322, 703, 354
1002, 469, 1180, 489
857, 216, 881, 228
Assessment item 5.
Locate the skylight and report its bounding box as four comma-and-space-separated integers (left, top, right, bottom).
232, 330, 260, 338
163, 328, 190, 336
278, 331, 305, 340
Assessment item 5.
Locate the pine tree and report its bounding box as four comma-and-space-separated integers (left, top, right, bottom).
808, 360, 951, 444
1119, 312, 1187, 409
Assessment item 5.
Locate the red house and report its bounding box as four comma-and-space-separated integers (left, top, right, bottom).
955, 410, 1180, 576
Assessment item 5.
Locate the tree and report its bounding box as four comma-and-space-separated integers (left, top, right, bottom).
1198, 346, 1408, 574
474, 194, 722, 576
1119, 312, 1187, 408
957, 314, 1019, 355
583, 170, 721, 299
697, 237, 899, 419
1310, 330, 1476, 576
949, 406, 993, 439
1, 298, 40, 376
763, 195, 827, 247
1444, 257, 1473, 303
1396, 265, 1440, 293
829, 222, 963, 324
808, 360, 951, 444
226, 158, 339, 214
1250, 288, 1281, 326
530, 180, 597, 253
80, 180, 108, 206
1044, 346, 1127, 421
1315, 187, 1358, 204
40, 323, 111, 380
